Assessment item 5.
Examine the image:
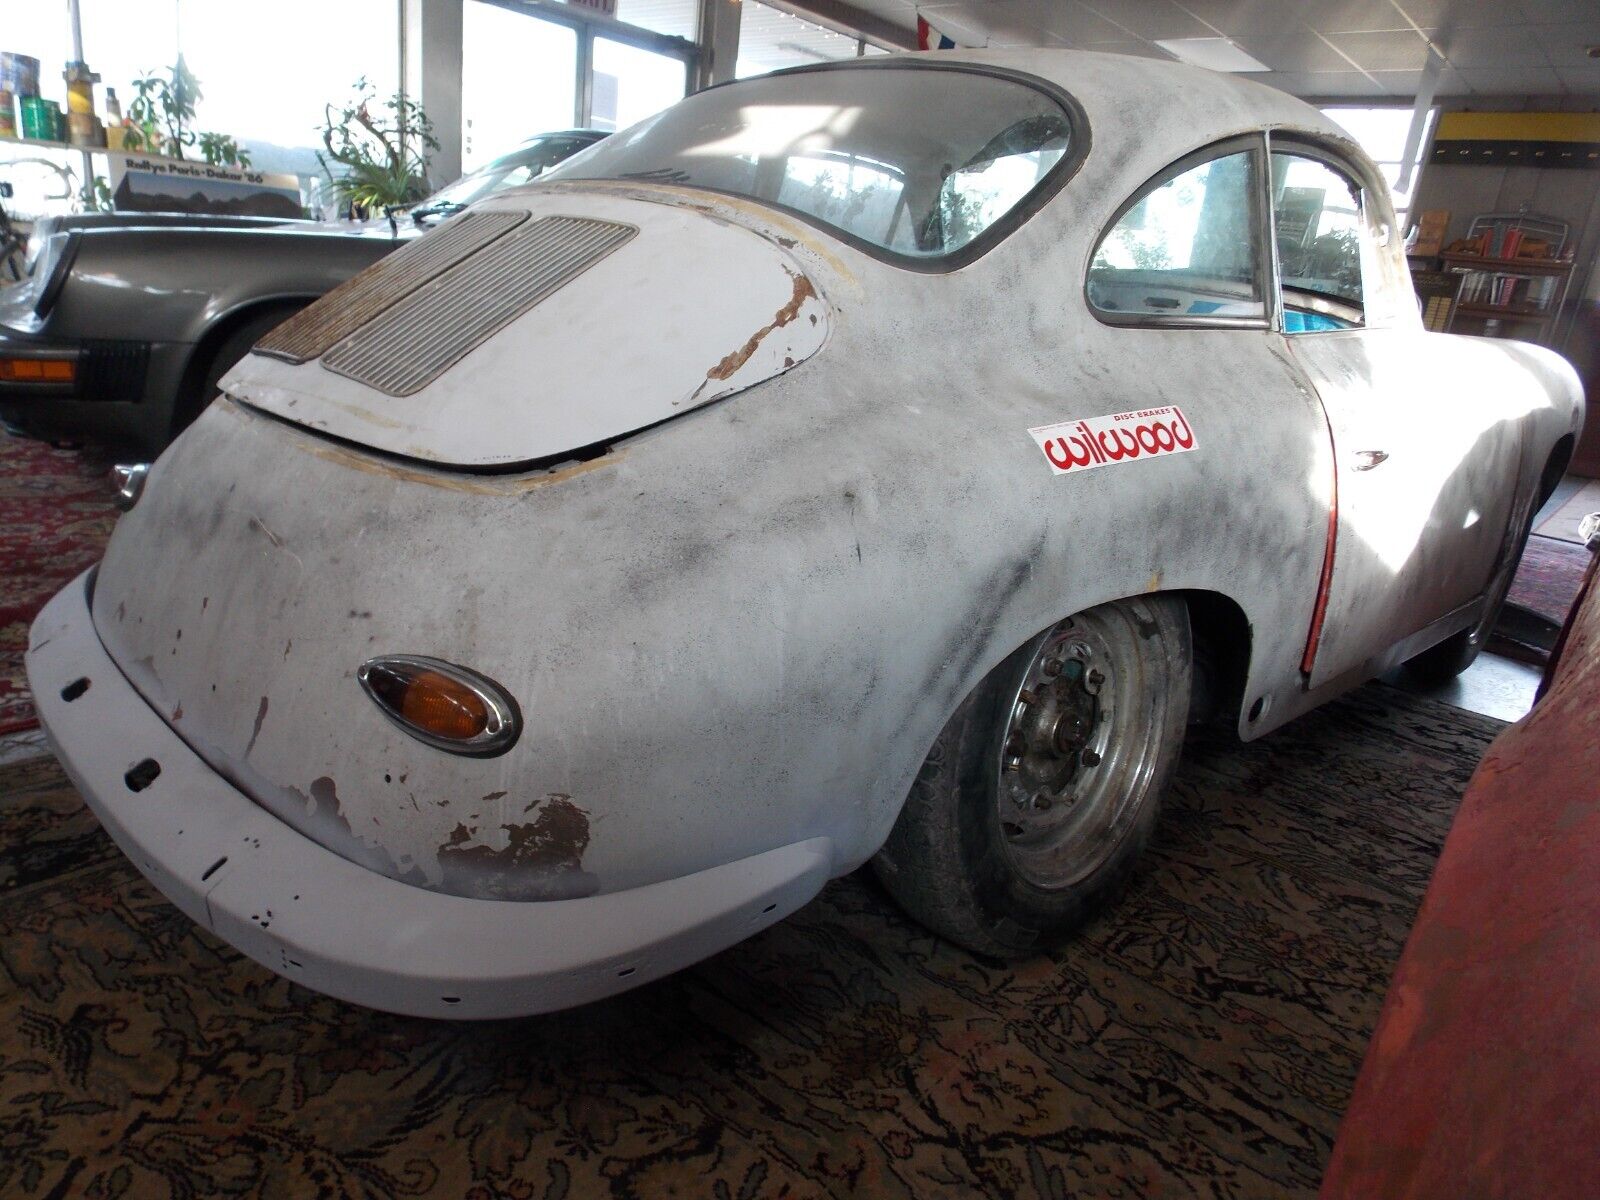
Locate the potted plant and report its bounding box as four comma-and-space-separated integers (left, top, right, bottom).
318, 77, 437, 218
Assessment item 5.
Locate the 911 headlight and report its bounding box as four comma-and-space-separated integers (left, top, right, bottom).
27, 230, 77, 316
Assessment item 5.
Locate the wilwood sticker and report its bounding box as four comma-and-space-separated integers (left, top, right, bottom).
1029, 406, 1196, 475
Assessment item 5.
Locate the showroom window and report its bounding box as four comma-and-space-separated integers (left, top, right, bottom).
1319, 106, 1435, 230
1087, 146, 1265, 324
591, 36, 687, 133
0, 0, 399, 210
462, 3, 579, 169
461, 0, 690, 161
1270, 151, 1366, 332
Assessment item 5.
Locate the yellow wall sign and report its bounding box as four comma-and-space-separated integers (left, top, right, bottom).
1431, 112, 1600, 170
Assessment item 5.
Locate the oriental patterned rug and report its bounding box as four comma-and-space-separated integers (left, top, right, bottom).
0, 683, 1501, 1199
1506, 533, 1590, 627
0, 434, 117, 731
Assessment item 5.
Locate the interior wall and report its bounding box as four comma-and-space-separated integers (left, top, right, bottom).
1409, 95, 1600, 474
1409, 95, 1600, 320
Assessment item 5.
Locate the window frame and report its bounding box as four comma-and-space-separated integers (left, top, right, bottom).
1263, 133, 1388, 336
1083, 134, 1273, 331
472, 0, 695, 130
559, 57, 1092, 274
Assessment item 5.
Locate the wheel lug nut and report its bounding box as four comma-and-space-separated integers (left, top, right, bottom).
1082, 749, 1101, 767
1042, 657, 1062, 677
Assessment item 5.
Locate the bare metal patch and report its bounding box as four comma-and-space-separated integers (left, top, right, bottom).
437, 794, 600, 901
1029, 406, 1197, 476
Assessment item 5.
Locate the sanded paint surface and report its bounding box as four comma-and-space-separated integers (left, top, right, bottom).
31, 50, 1585, 1013
1321, 557, 1600, 1199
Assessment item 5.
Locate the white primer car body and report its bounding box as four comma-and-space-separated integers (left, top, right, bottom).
30, 50, 1582, 1018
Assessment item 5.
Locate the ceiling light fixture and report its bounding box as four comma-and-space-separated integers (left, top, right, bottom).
1154, 37, 1272, 73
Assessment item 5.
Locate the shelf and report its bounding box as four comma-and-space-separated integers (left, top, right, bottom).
1455, 303, 1555, 322
0, 133, 192, 169
1438, 252, 1573, 275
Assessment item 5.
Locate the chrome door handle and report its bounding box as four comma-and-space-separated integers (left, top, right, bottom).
1351, 450, 1389, 471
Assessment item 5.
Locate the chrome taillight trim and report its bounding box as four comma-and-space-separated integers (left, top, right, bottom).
111, 462, 149, 511
356, 654, 523, 758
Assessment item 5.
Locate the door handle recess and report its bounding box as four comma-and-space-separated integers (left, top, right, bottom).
1351, 450, 1389, 471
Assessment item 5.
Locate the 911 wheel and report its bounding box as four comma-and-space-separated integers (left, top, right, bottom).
874, 595, 1191, 957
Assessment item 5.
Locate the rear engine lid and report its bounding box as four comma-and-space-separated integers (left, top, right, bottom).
222, 190, 830, 468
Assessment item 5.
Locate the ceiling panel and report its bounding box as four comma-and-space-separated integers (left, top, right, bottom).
1074, 0, 1215, 40
793, 0, 1600, 97
1534, 24, 1600, 67
1301, 0, 1421, 34
1325, 29, 1435, 70
1257, 70, 1391, 98
1232, 35, 1363, 72
1456, 65, 1575, 95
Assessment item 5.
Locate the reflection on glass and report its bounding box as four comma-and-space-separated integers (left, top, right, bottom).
1271, 153, 1365, 331
409, 133, 602, 225
549, 66, 1072, 259
1088, 151, 1264, 321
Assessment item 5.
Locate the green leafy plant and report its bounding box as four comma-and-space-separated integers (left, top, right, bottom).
126, 56, 201, 158
317, 77, 437, 215
198, 131, 251, 168
81, 174, 113, 212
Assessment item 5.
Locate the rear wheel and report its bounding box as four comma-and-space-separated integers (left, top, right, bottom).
171, 304, 304, 438
874, 595, 1191, 957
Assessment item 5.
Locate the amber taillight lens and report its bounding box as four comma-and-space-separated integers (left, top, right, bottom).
0, 356, 75, 384
358, 656, 521, 756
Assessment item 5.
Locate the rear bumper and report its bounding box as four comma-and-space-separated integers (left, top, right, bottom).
0, 324, 176, 452
27, 569, 832, 1019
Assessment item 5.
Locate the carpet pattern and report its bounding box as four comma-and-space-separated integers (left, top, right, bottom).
1506, 533, 1591, 627
0, 433, 117, 729
0, 684, 1501, 1199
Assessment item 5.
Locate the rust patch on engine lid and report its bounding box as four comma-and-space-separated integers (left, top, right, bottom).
706, 272, 817, 382
437, 794, 599, 901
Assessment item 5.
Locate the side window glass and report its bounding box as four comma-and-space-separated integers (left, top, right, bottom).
1088, 149, 1263, 323
1271, 153, 1365, 332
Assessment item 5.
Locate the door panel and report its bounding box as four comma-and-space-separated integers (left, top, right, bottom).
1292, 328, 1523, 687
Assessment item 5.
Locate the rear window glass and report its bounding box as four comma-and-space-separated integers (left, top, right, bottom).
546, 65, 1075, 262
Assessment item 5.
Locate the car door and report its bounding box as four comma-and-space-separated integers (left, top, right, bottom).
1276, 142, 1525, 688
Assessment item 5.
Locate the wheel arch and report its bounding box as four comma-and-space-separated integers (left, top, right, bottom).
172, 295, 315, 433
1538, 433, 1574, 508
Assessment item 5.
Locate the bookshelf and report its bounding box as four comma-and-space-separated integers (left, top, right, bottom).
1430, 251, 1574, 347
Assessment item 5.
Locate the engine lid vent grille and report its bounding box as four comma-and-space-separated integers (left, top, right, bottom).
253, 210, 529, 364
319, 216, 637, 398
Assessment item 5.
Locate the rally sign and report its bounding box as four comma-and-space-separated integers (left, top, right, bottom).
1028, 406, 1196, 476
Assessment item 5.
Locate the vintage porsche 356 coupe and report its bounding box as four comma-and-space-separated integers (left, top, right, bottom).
28, 49, 1582, 1018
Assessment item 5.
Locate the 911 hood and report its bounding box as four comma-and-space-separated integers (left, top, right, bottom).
220, 190, 831, 468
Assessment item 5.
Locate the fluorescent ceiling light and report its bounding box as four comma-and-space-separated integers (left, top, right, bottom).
1154, 37, 1272, 73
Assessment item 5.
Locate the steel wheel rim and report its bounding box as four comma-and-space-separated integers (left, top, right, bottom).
993, 604, 1165, 890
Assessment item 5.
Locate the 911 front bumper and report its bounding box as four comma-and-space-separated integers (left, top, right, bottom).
26, 569, 832, 1019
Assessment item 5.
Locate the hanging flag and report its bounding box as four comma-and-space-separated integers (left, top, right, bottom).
917, 16, 957, 50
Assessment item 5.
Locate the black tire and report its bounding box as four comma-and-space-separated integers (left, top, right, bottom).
1405, 502, 1534, 684
874, 595, 1192, 957
171, 304, 303, 437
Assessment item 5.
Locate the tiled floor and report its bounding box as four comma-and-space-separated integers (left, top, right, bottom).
1534, 475, 1600, 544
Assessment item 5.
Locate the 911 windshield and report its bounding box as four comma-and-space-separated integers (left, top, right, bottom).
545, 65, 1075, 262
